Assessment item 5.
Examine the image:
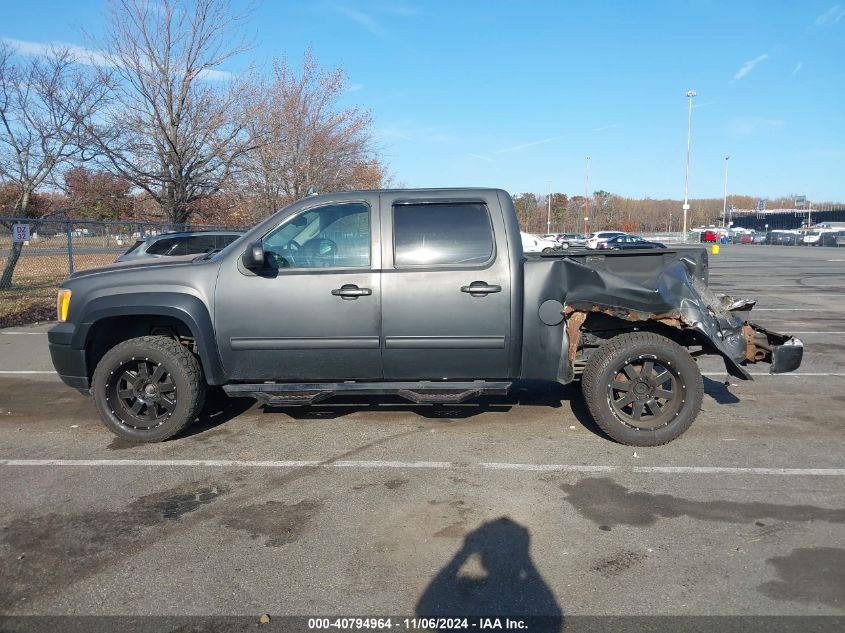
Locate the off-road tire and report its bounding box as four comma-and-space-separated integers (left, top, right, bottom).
92, 335, 206, 443
581, 331, 703, 446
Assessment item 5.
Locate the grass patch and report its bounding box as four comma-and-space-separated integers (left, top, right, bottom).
0, 281, 57, 328
0, 252, 118, 328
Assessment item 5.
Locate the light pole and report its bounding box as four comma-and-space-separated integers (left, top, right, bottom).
546, 180, 552, 234
722, 155, 730, 228
682, 90, 696, 238
584, 156, 591, 235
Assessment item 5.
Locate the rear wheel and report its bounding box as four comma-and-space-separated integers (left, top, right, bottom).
561, 242, 570, 249
92, 335, 206, 443
581, 332, 703, 446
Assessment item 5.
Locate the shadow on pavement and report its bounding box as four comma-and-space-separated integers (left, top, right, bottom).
416, 517, 563, 631
703, 376, 741, 404
259, 379, 608, 438
181, 387, 255, 437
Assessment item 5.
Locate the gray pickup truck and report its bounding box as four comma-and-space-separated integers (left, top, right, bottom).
48, 188, 803, 446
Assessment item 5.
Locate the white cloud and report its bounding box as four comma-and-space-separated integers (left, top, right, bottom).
592, 123, 618, 132
815, 4, 845, 25
332, 4, 386, 37
792, 62, 803, 75
382, 4, 420, 17
493, 135, 565, 154
467, 153, 494, 162
2, 36, 232, 80
734, 54, 769, 80
347, 83, 364, 92
728, 117, 785, 136
2, 37, 111, 67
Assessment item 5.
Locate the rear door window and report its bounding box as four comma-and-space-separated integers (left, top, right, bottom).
393, 203, 494, 267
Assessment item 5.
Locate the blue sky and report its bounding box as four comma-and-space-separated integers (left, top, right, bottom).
3, 1, 844, 200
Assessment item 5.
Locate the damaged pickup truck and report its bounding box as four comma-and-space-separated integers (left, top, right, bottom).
48, 188, 803, 446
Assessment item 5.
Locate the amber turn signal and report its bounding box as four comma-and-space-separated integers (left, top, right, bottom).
57, 289, 72, 322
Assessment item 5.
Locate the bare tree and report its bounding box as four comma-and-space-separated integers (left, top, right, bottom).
0, 42, 108, 289
241, 51, 386, 216
89, 0, 255, 225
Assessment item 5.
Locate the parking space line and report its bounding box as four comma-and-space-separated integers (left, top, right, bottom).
791, 332, 845, 334
1, 459, 844, 476
0, 331, 48, 335
751, 308, 834, 311
0, 370, 56, 374
702, 372, 845, 377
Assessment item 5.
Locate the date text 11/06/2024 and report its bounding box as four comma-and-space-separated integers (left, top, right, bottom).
307, 617, 531, 630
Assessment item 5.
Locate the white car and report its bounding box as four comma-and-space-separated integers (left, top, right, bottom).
586, 231, 627, 249
521, 232, 559, 254
802, 229, 836, 246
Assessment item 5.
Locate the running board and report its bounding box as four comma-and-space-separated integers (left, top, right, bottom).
222, 381, 512, 406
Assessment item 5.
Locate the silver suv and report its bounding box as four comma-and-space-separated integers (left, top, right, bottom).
116, 231, 243, 262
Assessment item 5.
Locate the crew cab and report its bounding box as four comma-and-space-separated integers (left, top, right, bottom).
48, 188, 803, 446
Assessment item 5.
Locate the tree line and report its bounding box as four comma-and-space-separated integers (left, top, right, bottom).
0, 0, 386, 287
513, 192, 843, 235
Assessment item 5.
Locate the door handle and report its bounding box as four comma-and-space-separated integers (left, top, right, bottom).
331, 284, 372, 300
461, 281, 502, 297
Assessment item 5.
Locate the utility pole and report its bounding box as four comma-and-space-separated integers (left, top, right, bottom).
722, 155, 730, 228
584, 156, 591, 235
683, 90, 697, 238
546, 180, 552, 234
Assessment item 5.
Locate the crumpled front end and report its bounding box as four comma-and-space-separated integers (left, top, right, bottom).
561, 257, 803, 380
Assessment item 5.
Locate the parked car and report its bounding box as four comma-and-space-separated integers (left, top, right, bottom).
586, 231, 626, 249
117, 231, 244, 262
769, 231, 800, 246
521, 232, 559, 254
49, 188, 802, 447
752, 233, 767, 244
739, 234, 755, 245
556, 233, 588, 249
703, 230, 719, 243
601, 235, 667, 250
820, 230, 845, 247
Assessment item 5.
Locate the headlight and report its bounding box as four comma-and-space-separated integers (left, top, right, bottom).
57, 289, 72, 322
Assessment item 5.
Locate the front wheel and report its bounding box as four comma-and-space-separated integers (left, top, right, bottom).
580, 332, 703, 446
92, 335, 207, 442
561, 242, 570, 249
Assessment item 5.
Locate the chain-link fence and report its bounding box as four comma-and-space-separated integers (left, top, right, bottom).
0, 218, 247, 327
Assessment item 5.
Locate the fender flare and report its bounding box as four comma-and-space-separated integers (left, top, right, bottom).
74, 292, 226, 385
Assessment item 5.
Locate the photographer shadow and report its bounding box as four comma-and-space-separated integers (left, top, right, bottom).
416, 517, 563, 632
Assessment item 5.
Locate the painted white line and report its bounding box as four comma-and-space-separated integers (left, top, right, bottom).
481, 462, 613, 472
331, 460, 452, 469
751, 308, 833, 311
710, 284, 845, 288
0, 331, 47, 335
791, 332, 845, 335
0, 459, 321, 468
630, 466, 845, 476
0, 370, 56, 374
1, 459, 844, 476
702, 372, 845, 377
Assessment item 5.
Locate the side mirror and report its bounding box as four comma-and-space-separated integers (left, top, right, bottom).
241, 241, 265, 270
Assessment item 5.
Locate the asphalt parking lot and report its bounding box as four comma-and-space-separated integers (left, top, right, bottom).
0, 245, 843, 626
